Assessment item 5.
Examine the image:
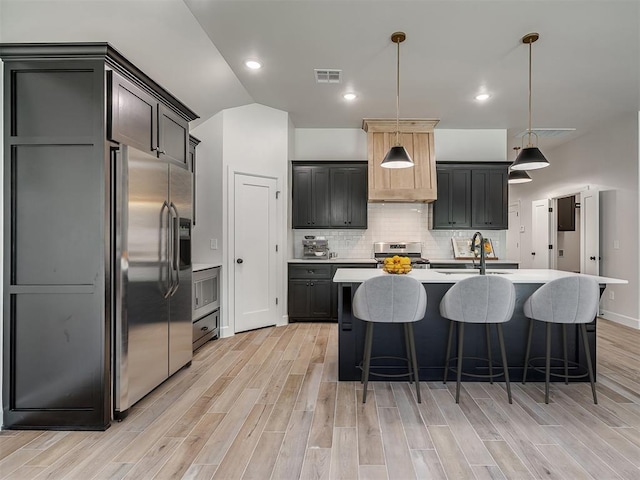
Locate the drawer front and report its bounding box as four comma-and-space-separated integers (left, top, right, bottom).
193, 310, 218, 344
289, 264, 332, 279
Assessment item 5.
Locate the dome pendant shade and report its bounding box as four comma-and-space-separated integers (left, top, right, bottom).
381, 145, 414, 168
511, 146, 549, 170
508, 169, 532, 184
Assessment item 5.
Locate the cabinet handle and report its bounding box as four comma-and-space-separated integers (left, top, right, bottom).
307, 270, 314, 274
310, 282, 314, 286
590, 256, 596, 260
201, 326, 209, 332
152, 147, 166, 155
531, 252, 536, 256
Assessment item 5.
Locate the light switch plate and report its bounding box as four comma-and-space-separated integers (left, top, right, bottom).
210, 238, 218, 250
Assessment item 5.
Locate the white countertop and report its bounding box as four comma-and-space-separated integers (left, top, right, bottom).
428, 258, 520, 264
333, 268, 628, 285
288, 258, 378, 264
193, 263, 222, 272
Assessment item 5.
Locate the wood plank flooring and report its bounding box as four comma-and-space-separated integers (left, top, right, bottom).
2, 319, 640, 479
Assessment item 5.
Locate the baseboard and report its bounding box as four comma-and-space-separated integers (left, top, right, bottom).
600, 310, 640, 329
278, 315, 289, 327
219, 325, 234, 338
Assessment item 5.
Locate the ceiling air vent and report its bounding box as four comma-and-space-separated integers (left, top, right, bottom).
515, 128, 576, 138
314, 69, 342, 84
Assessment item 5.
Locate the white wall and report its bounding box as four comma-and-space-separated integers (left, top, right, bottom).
191, 114, 224, 266
510, 112, 639, 328
293, 127, 508, 163
435, 129, 507, 161
209, 104, 290, 336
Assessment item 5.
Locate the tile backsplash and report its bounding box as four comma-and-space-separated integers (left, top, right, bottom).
292, 203, 506, 260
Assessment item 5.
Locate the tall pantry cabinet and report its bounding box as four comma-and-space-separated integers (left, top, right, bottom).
1, 43, 198, 429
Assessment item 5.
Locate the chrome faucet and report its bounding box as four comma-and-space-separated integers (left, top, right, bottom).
472, 231, 486, 275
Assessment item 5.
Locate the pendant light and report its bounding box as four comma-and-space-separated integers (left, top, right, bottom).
381, 32, 413, 169
508, 147, 532, 184
511, 32, 549, 171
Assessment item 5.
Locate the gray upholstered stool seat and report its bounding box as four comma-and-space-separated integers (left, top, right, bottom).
522, 276, 599, 404
352, 275, 427, 403
440, 275, 516, 403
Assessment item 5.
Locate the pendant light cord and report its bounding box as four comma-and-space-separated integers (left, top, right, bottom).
395, 37, 400, 146
527, 39, 533, 147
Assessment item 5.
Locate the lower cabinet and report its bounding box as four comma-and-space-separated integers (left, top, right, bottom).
193, 309, 219, 351
288, 262, 376, 322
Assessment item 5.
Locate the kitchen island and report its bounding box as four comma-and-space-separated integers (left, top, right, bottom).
334, 269, 627, 382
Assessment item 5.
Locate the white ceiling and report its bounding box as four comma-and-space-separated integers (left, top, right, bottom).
1, 0, 639, 153
183, 0, 639, 150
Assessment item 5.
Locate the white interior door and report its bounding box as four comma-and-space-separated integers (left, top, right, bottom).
507, 201, 521, 262
531, 199, 550, 269
234, 173, 277, 333
581, 188, 600, 275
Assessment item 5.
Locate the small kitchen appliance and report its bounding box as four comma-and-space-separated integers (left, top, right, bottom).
373, 241, 430, 268
303, 238, 330, 259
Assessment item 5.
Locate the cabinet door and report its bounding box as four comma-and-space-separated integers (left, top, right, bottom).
158, 105, 188, 165
309, 280, 331, 317
108, 71, 156, 153
433, 168, 470, 229
347, 167, 368, 228
292, 166, 330, 228
471, 168, 508, 229
288, 280, 310, 318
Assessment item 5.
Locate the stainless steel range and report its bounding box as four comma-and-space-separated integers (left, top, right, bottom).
373, 242, 430, 269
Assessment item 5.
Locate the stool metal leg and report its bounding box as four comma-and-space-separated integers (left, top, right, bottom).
456, 322, 465, 404
404, 323, 414, 385
562, 324, 569, 385
580, 324, 598, 404
443, 320, 454, 384
486, 324, 494, 384
545, 322, 551, 404
496, 324, 512, 404
407, 323, 421, 403
522, 319, 534, 385
362, 322, 374, 403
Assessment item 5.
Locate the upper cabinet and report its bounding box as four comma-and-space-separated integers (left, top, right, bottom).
362, 119, 439, 202
108, 71, 189, 167
292, 162, 368, 229
432, 163, 509, 230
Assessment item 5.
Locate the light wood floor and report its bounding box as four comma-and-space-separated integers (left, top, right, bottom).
2, 319, 640, 479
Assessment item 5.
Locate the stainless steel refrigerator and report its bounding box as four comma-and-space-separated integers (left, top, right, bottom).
113, 145, 193, 417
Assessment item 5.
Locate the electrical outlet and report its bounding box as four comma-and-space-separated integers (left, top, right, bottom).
609, 290, 615, 300
519, 225, 525, 233
613, 240, 620, 249
210, 238, 218, 250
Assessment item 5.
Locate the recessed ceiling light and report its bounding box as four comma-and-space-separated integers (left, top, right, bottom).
343, 93, 357, 101
245, 60, 262, 70
475, 93, 491, 101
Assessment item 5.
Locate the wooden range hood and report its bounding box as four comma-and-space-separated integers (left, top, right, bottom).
362, 118, 439, 202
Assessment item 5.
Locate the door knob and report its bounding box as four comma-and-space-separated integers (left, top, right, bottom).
237, 258, 244, 264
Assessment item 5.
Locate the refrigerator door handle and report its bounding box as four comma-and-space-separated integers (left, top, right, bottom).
169, 202, 180, 296
163, 200, 173, 299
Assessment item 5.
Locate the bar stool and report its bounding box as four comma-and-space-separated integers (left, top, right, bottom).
522, 276, 599, 404
352, 275, 427, 403
440, 275, 516, 404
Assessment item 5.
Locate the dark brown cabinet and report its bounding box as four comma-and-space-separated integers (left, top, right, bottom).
109, 71, 189, 166
471, 167, 508, 229
433, 163, 509, 230
433, 168, 471, 228
292, 162, 368, 229
292, 166, 331, 228
330, 167, 368, 228
288, 262, 376, 322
